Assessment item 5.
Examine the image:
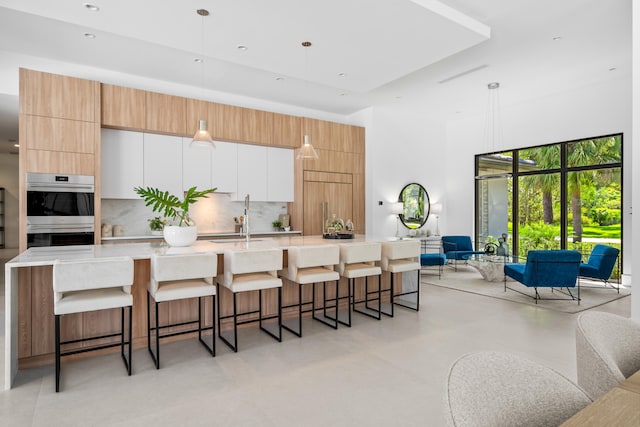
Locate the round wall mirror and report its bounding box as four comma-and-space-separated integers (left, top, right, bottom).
398, 183, 430, 229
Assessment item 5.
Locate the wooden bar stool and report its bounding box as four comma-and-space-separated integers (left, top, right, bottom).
217, 247, 283, 352
148, 252, 217, 369
279, 244, 341, 336
381, 240, 421, 315
52, 256, 134, 392
336, 242, 382, 325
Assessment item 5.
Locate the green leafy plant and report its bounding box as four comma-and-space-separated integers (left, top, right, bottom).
134, 186, 216, 226
272, 220, 282, 229
148, 216, 166, 231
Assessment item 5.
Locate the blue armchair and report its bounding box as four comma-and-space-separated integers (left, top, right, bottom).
441, 235, 485, 270
580, 244, 620, 292
504, 250, 582, 304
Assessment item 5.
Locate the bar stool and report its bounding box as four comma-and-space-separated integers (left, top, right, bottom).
380, 240, 421, 315
336, 242, 382, 325
148, 252, 217, 369
217, 247, 283, 352
279, 244, 341, 336
52, 256, 134, 392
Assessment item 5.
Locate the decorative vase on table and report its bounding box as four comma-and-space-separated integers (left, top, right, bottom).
163, 212, 197, 247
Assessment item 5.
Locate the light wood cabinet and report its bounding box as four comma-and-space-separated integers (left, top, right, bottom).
143, 133, 183, 197
272, 113, 301, 148
20, 68, 98, 122
145, 92, 187, 136
243, 109, 273, 145
214, 104, 244, 142
352, 125, 365, 154
25, 115, 96, 154
26, 150, 95, 175
101, 129, 144, 199
303, 118, 336, 151
101, 84, 146, 129
185, 98, 209, 137
303, 180, 353, 236
352, 173, 365, 234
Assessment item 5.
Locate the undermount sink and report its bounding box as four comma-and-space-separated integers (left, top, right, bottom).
209, 238, 271, 243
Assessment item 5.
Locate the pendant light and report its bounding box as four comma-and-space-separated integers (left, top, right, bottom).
296, 134, 319, 159
191, 8, 215, 148
297, 41, 319, 160
484, 82, 502, 152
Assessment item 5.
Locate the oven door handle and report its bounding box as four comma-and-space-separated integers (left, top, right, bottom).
27, 224, 94, 233
27, 183, 95, 192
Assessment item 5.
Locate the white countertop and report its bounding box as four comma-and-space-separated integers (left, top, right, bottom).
6, 234, 400, 267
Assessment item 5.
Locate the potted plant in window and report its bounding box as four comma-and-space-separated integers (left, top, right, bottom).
134, 186, 216, 246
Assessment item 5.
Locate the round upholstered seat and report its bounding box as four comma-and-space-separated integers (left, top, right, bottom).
576, 312, 640, 400
444, 351, 592, 427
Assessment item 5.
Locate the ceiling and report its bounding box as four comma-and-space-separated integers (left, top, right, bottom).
0, 0, 632, 154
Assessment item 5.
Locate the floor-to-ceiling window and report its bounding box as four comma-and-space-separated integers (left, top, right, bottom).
475, 134, 622, 268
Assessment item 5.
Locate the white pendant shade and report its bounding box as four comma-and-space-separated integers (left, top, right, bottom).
296, 134, 319, 159
191, 119, 215, 148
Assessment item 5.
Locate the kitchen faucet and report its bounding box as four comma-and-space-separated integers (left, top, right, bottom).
244, 194, 250, 243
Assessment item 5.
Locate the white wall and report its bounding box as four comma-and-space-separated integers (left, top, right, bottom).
364, 104, 447, 238
632, 0, 639, 320
0, 152, 19, 248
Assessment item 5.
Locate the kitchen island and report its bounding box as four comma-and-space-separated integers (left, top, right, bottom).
4, 235, 406, 390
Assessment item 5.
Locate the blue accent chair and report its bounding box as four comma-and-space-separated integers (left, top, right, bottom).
503, 250, 582, 304
579, 244, 620, 293
420, 253, 447, 278
441, 235, 485, 270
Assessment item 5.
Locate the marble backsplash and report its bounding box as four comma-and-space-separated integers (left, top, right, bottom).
101, 193, 288, 237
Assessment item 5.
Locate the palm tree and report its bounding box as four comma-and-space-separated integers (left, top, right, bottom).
566, 136, 621, 242
521, 145, 559, 224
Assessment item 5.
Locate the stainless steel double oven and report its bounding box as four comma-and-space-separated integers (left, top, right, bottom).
26, 172, 95, 248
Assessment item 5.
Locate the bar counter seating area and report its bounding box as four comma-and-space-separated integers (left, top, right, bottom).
4, 236, 423, 392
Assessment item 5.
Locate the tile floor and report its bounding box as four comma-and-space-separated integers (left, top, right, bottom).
0, 263, 631, 427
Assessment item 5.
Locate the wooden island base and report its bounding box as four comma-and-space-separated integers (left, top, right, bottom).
17, 258, 402, 369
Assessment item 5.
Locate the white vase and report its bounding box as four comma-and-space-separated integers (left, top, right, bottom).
163, 225, 197, 247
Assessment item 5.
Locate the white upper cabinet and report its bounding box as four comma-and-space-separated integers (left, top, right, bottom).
101, 129, 143, 199
143, 133, 183, 196
236, 144, 268, 201
182, 138, 212, 191
267, 147, 294, 201
101, 132, 292, 202
212, 140, 238, 194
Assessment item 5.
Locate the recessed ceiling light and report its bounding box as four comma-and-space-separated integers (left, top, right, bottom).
275, 77, 284, 81
339, 92, 348, 97
194, 58, 203, 63
83, 33, 96, 39
237, 45, 248, 51
13, 143, 20, 148
609, 67, 617, 72
338, 72, 346, 77
83, 3, 100, 12
552, 36, 563, 41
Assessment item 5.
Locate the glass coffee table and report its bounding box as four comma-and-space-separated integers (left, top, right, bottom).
466, 254, 516, 282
